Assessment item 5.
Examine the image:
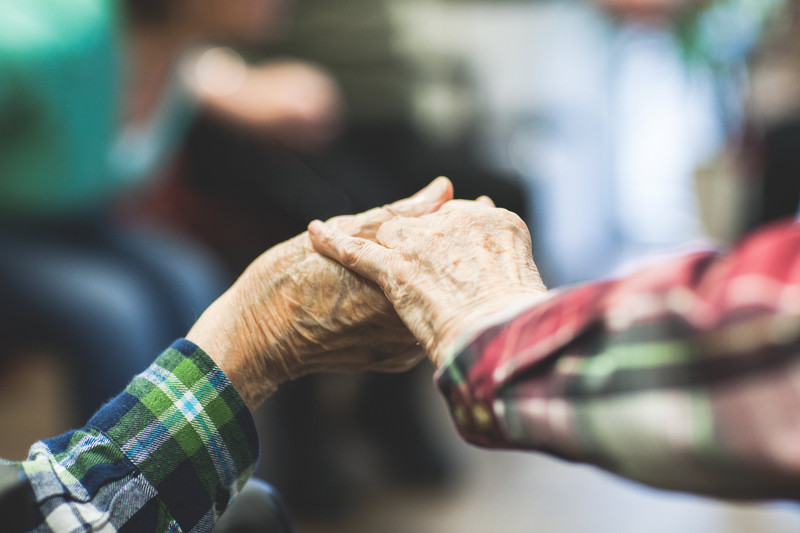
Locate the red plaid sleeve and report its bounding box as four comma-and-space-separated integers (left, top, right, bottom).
437, 218, 800, 499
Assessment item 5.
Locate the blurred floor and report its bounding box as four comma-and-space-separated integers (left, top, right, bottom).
293, 373, 800, 533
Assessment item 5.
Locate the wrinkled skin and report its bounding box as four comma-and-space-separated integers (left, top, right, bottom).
187, 178, 453, 410
308, 196, 548, 368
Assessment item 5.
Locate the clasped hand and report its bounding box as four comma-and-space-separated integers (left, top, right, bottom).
187, 178, 452, 409
308, 187, 547, 367
188, 177, 547, 411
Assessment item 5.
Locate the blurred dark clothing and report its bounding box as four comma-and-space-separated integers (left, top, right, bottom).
0, 216, 227, 420
755, 119, 800, 226
150, 110, 527, 277
742, 0, 800, 230
269, 0, 413, 126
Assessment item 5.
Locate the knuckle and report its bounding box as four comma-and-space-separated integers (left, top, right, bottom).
376, 218, 402, 242
383, 264, 413, 299
383, 202, 401, 217
339, 240, 369, 267
498, 208, 528, 232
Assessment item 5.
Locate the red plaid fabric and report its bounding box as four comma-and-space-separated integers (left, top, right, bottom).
437, 218, 800, 500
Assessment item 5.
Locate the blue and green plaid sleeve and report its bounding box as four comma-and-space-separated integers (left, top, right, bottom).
437, 219, 800, 500
4, 339, 259, 532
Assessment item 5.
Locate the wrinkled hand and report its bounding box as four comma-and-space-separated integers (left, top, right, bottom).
186, 178, 452, 410
308, 197, 548, 368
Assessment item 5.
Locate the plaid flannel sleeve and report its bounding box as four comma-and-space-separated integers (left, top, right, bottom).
3, 339, 259, 532
437, 218, 800, 500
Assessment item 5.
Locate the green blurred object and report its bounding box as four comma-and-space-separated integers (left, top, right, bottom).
0, 0, 193, 219
678, 0, 785, 66
0, 0, 120, 218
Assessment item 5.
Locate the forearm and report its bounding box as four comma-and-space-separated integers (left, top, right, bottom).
436, 219, 800, 500
5, 341, 258, 532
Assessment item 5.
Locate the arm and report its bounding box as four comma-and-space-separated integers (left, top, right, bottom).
0, 178, 452, 531
1, 341, 258, 532
309, 199, 800, 500
438, 219, 800, 500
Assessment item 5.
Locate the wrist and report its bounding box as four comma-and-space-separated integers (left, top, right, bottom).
185, 287, 280, 411
429, 292, 552, 369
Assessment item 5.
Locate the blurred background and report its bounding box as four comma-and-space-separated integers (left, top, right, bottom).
3, 0, 800, 531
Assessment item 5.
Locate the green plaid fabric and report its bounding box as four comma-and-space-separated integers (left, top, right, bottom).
437, 219, 800, 501
2, 339, 258, 532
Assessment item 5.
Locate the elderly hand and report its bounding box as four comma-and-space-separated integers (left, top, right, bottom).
187, 177, 453, 410
307, 197, 548, 368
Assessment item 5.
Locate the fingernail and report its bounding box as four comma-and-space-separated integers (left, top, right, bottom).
418, 176, 446, 200
308, 220, 324, 235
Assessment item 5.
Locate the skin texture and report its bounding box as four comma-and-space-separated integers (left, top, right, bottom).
307, 190, 548, 368
186, 177, 453, 410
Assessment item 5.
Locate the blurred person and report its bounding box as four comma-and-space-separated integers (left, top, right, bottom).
263, 0, 528, 211
310, 182, 800, 503
509, 0, 777, 287
0, 179, 453, 533
0, 0, 207, 423
188, 49, 343, 154
0, 0, 336, 424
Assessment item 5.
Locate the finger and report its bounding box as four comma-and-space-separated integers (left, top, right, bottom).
308, 220, 392, 285
385, 176, 453, 217
476, 195, 495, 207
374, 216, 415, 249
331, 177, 453, 236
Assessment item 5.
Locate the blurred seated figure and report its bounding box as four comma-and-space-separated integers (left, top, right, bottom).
0, 0, 297, 422
515, 0, 720, 287
504, 0, 778, 288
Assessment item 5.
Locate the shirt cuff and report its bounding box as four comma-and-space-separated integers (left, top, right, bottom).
434, 294, 553, 448
88, 339, 260, 531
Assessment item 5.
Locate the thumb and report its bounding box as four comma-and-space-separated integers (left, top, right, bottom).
308, 220, 392, 286
475, 195, 495, 207
327, 177, 453, 238
386, 176, 454, 217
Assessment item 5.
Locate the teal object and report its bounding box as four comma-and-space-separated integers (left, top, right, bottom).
678, 0, 785, 67
0, 0, 120, 217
